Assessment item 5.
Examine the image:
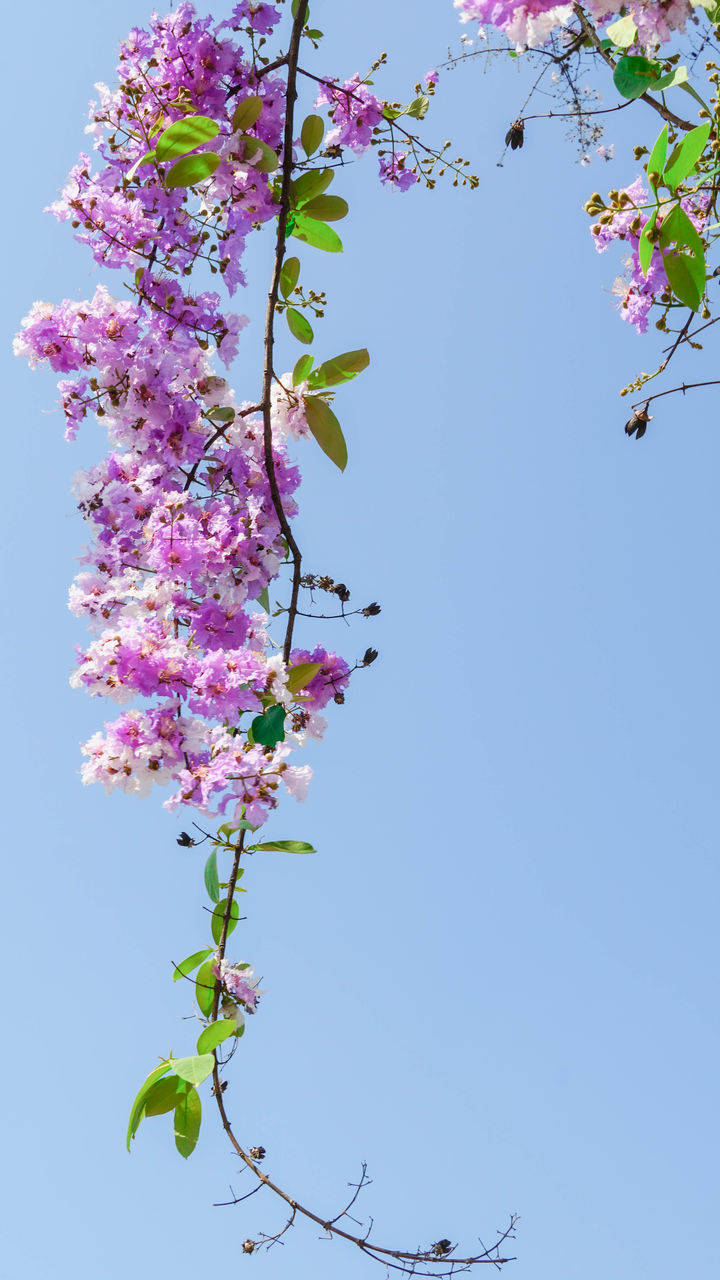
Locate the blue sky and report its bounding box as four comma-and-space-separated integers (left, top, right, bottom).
2, 3, 718, 1278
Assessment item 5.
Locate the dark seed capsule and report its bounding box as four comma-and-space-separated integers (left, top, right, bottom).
504, 120, 524, 150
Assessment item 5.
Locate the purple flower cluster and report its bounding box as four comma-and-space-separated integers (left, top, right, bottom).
592, 177, 708, 333
16, 3, 355, 828
314, 75, 384, 154
455, 0, 692, 50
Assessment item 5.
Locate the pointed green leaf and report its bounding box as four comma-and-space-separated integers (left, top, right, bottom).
293, 354, 314, 385
156, 115, 220, 162
127, 1061, 171, 1150
638, 208, 658, 276
280, 255, 300, 299
663, 251, 702, 309
653, 65, 689, 92
211, 895, 241, 946
249, 703, 286, 748
291, 213, 343, 253
127, 149, 156, 182
143, 1075, 188, 1117
659, 203, 705, 256
197, 1018, 238, 1054
173, 948, 213, 982
240, 135, 278, 172
250, 839, 316, 853
304, 396, 348, 470
204, 849, 220, 904
307, 348, 370, 390
406, 95, 430, 119
646, 126, 667, 191
169, 1053, 215, 1086
286, 307, 314, 344
207, 406, 235, 423
257, 586, 270, 612
174, 1085, 202, 1158
165, 152, 221, 188
301, 114, 325, 157
301, 195, 349, 222
286, 661, 323, 694
606, 15, 638, 46
232, 95, 263, 132
195, 958, 217, 1018
664, 122, 711, 189
291, 169, 334, 206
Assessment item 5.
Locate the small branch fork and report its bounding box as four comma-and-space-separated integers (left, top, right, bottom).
204, 7, 517, 1271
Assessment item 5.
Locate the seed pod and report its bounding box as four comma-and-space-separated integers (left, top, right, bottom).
624, 405, 652, 440
504, 120, 524, 150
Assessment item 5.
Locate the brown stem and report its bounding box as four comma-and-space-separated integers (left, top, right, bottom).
632, 377, 720, 409
259, 3, 307, 665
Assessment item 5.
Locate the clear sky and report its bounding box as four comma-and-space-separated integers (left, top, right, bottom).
3, 3, 718, 1279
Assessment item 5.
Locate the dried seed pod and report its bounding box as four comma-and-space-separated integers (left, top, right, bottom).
504, 120, 524, 150
624, 404, 652, 440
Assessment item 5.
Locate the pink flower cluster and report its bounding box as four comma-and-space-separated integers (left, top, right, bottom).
16, 3, 355, 828
592, 177, 708, 333
454, 0, 692, 49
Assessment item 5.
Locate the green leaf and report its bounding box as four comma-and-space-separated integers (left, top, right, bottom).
286, 307, 314, 344
169, 1053, 215, 1086
127, 1061, 171, 1150
406, 95, 430, 119
250, 703, 286, 748
663, 122, 711, 189
646, 125, 668, 190
663, 250, 702, 309
291, 169, 334, 206
250, 839, 316, 853
232, 95, 263, 132
165, 152, 221, 188
240, 135, 278, 172
196, 1018, 238, 1054
280, 255, 300, 299
293, 354, 314, 385
613, 55, 662, 100
301, 194, 349, 222
307, 348, 370, 390
304, 396, 348, 470
638, 207, 658, 276
257, 586, 270, 612
382, 104, 403, 121
653, 65, 689, 92
301, 114, 325, 157
156, 115, 220, 162
286, 661, 323, 694
127, 149, 156, 182
291, 213, 343, 253
174, 1085, 201, 1158
173, 947, 213, 982
211, 896, 240, 945
606, 14, 638, 46
204, 849, 220, 904
195, 958, 217, 1018
143, 1075, 187, 1117
659, 203, 705, 256
207, 406, 235, 423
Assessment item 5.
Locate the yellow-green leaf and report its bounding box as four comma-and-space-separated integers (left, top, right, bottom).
304, 396, 347, 470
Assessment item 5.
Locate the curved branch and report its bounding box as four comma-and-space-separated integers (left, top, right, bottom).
572, 3, 695, 131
